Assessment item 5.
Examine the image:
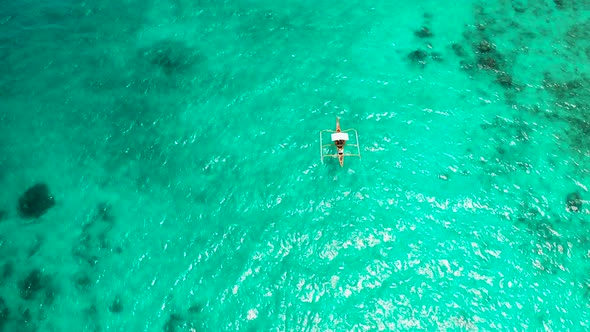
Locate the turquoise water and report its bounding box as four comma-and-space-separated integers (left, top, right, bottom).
0, 0, 589, 330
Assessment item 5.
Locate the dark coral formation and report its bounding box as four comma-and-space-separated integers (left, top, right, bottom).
44, 286, 57, 306
496, 72, 513, 87
565, 21, 590, 48
476, 40, 494, 53
27, 235, 43, 258
566, 192, 582, 212
414, 26, 433, 38
95, 201, 115, 223
473, 39, 505, 72
408, 15, 445, 68
454, 4, 525, 96
74, 273, 93, 290
164, 313, 184, 332
477, 56, 498, 70
19, 269, 45, 300
163, 307, 201, 332
553, 0, 565, 9
19, 308, 35, 330
109, 296, 123, 313
512, 0, 527, 13
188, 304, 202, 314
84, 304, 101, 331
407, 49, 428, 66
74, 201, 118, 267
542, 71, 590, 150
17, 183, 55, 218
452, 43, 466, 57
408, 49, 427, 61
543, 73, 585, 99
407, 48, 443, 67
141, 39, 203, 75
2, 261, 13, 279
0, 297, 8, 331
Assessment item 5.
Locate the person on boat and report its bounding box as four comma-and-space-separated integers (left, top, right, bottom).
335, 117, 345, 166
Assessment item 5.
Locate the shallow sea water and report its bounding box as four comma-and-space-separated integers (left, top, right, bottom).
0, 0, 589, 331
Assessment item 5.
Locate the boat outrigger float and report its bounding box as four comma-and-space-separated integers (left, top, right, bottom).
319, 117, 361, 167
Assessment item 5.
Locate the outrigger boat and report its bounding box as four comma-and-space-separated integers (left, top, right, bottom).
319, 117, 361, 167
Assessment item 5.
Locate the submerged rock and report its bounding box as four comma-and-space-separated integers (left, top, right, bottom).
0, 210, 6, 222
17, 183, 55, 218
0, 296, 8, 330
566, 192, 582, 212
19, 269, 45, 300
